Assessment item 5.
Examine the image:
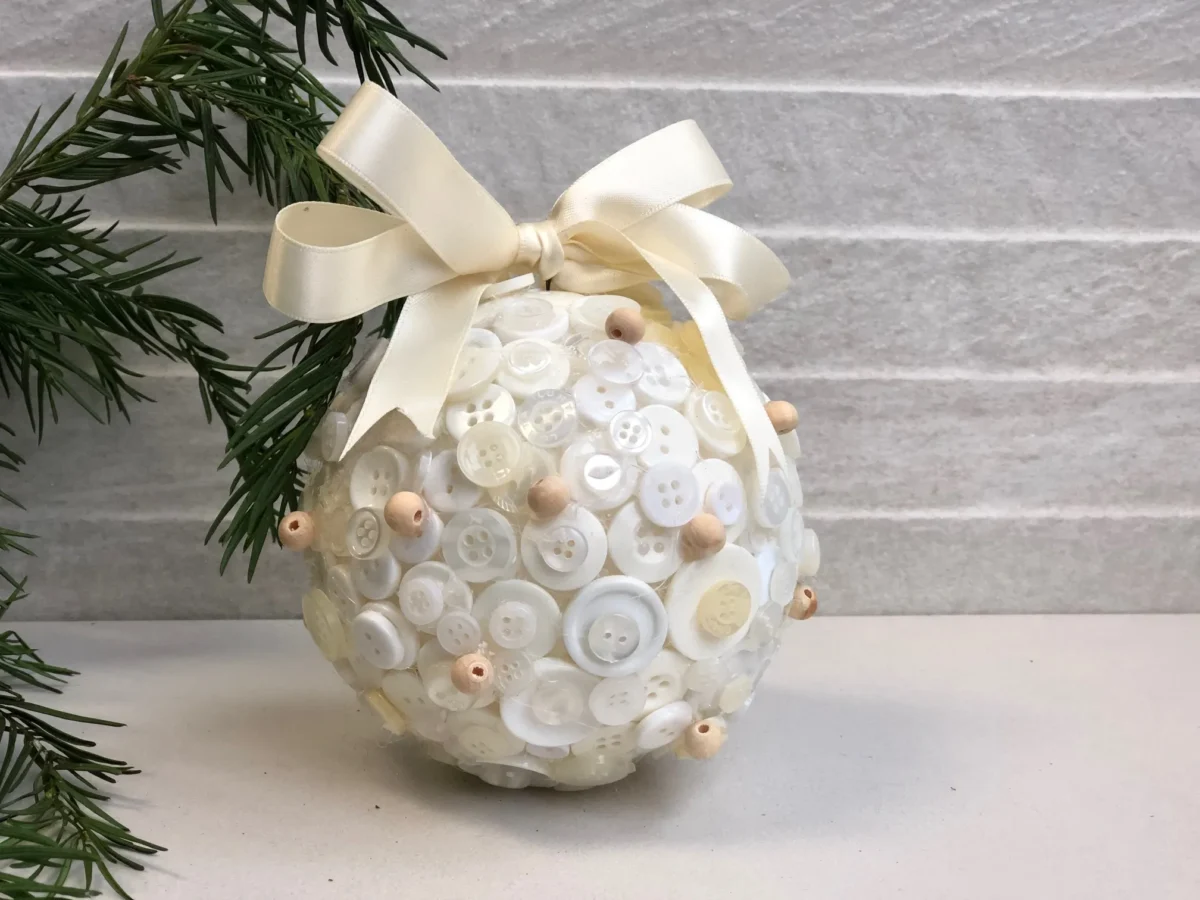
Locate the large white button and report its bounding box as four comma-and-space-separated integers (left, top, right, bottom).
573, 374, 636, 425
446, 709, 525, 762
349, 446, 409, 509
752, 467, 792, 529
587, 675, 647, 727
686, 390, 747, 457
444, 384, 516, 440
316, 410, 350, 461
494, 295, 569, 343
666, 545, 762, 660
516, 389, 578, 448
473, 580, 560, 658
344, 507, 388, 559
380, 669, 443, 722
500, 658, 599, 748
466, 327, 501, 350
496, 339, 569, 398
456, 421, 523, 488
562, 575, 668, 677
570, 724, 638, 758
436, 609, 482, 655
607, 410, 652, 456
560, 435, 638, 510
635, 343, 692, 407
324, 563, 362, 619
797, 528, 821, 577
520, 505, 608, 592
302, 589, 346, 661
459, 758, 554, 790
389, 506, 443, 564
586, 339, 645, 386
423, 450, 482, 513
569, 294, 639, 336
398, 561, 471, 630
446, 344, 501, 401
351, 551, 402, 601
638, 461, 701, 527
693, 458, 747, 541
490, 648, 537, 697
640, 649, 690, 714
635, 700, 693, 751
606, 502, 683, 583
769, 555, 800, 608
551, 750, 635, 789
487, 444, 555, 514
441, 509, 518, 582
638, 404, 700, 468
350, 603, 418, 670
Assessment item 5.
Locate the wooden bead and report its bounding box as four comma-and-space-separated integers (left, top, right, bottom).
605, 307, 645, 344
680, 513, 726, 561
383, 491, 425, 537
787, 584, 818, 620
278, 511, 315, 551
527, 475, 570, 520
764, 400, 799, 434
450, 653, 493, 694
683, 718, 727, 760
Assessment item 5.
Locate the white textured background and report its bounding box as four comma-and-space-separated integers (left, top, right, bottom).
2, 1, 1197, 619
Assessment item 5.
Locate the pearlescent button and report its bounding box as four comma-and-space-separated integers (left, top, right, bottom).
441, 509, 518, 583
586, 339, 645, 386
500, 658, 600, 748
398, 561, 471, 630
638, 404, 700, 468
423, 450, 483, 513
381, 669, 442, 721
569, 294, 639, 336
752, 467, 792, 529
635, 343, 691, 407
489, 599, 539, 649
606, 502, 683, 583
497, 339, 570, 398
446, 709, 526, 762
520, 506, 607, 591
494, 295, 569, 343
350, 602, 419, 670
345, 507, 388, 559
446, 344, 501, 401
718, 674, 754, 714
560, 436, 638, 510
573, 374, 636, 425
490, 648, 537, 697
635, 700, 693, 751
302, 589, 346, 661
349, 446, 410, 509
686, 390, 747, 457
641, 649, 690, 714
693, 458, 747, 540
487, 443, 555, 514
666, 545, 762, 660
456, 421, 523, 488
797, 528, 821, 576
436, 609, 482, 655
570, 724, 637, 758
466, 327, 501, 350
607, 410, 652, 456
685, 657, 731, 695
562, 575, 668, 677
588, 675, 647, 727
317, 411, 350, 461
638, 461, 702, 528
351, 551, 402, 601
444, 384, 516, 440
516, 389, 578, 448
324, 564, 362, 619
473, 580, 561, 658
389, 506, 443, 564
551, 750, 635, 789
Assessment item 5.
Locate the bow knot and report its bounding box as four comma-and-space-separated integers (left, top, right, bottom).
513, 221, 565, 282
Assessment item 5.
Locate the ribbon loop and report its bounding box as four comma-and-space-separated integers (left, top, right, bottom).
513, 221, 565, 282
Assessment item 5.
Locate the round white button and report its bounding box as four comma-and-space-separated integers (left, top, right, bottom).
693, 458, 747, 541
302, 589, 346, 661
494, 295, 569, 343
389, 506, 443, 564
466, 327, 501, 350
500, 658, 599, 748
695, 580, 753, 638
496, 339, 569, 398
638, 404, 700, 468
380, 669, 442, 721
607, 410, 653, 456
666, 545, 762, 660
606, 502, 683, 583
317, 411, 349, 461
569, 294, 639, 336
562, 576, 668, 677
635, 700, 693, 751
686, 390, 747, 457
586, 339, 645, 386
570, 724, 638, 758
560, 436, 638, 510
551, 750, 635, 789
440, 509, 518, 582
444, 384, 516, 440
347, 653, 384, 690
516, 389, 578, 448
345, 508, 388, 560
490, 648, 537, 697
446, 344, 501, 401
396, 575, 443, 626
324, 564, 362, 619
525, 743, 570, 761
752, 467, 792, 529
638, 461, 702, 527
572, 374, 636, 426
486, 443, 555, 515
520, 506, 607, 592
797, 528, 821, 577
635, 343, 692, 407
588, 676, 647, 727
436, 609, 482, 655
456, 421, 523, 488
446, 709, 525, 762
423, 450, 482, 513
350, 603, 418, 670
685, 658, 732, 695
349, 446, 410, 509
718, 674, 754, 714
351, 551, 401, 601
473, 580, 560, 658
641, 649, 690, 714
769, 557, 800, 608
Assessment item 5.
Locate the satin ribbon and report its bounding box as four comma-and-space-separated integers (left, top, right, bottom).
264, 82, 798, 497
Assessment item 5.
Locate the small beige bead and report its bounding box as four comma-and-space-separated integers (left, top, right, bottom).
680, 513, 726, 561
450, 653, 493, 694
383, 491, 425, 537
527, 475, 570, 520
278, 511, 315, 551
787, 585, 818, 620
764, 399, 799, 435
683, 718, 727, 760
605, 307, 646, 344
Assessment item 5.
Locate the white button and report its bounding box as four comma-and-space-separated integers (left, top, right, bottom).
635, 343, 692, 407
588, 676, 647, 727
586, 339, 645, 385
496, 339, 570, 398
460, 758, 553, 790
350, 603, 418, 670
569, 294, 639, 336
472, 301, 501, 329
666, 544, 762, 660
606, 502, 683, 583
423, 450, 482, 513
516, 389, 578, 448
638, 461, 701, 527
490, 648, 537, 697
494, 295, 569, 343
560, 436, 638, 510
410, 448, 434, 492
752, 467, 792, 529
348, 338, 388, 390
743, 602, 786, 651
520, 506, 608, 592
344, 507, 388, 559
563, 332, 597, 379
635, 700, 693, 751
638, 404, 700, 468
377, 411, 436, 452
686, 390, 747, 457
693, 458, 747, 541
640, 649, 689, 714
444, 384, 516, 440
797, 528, 821, 577
441, 509, 518, 582
389, 506, 443, 564
573, 374, 636, 426
769, 557, 800, 607
685, 658, 732, 695
324, 564, 362, 619
302, 589, 346, 661
500, 658, 599, 748
436, 609, 482, 655
347, 652, 384, 690
473, 580, 560, 658
551, 750, 635, 789
446, 709, 526, 762
380, 669, 442, 721
466, 327, 501, 350
525, 743, 570, 760
398, 561, 471, 631
446, 344, 501, 401
562, 575, 668, 677
349, 446, 409, 510
607, 410, 653, 456
570, 724, 638, 758
487, 444, 555, 514
718, 674, 754, 714
317, 411, 350, 461
351, 551, 401, 601
456, 421, 523, 488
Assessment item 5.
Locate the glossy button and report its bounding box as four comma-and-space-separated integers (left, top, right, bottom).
345, 508, 388, 560
562, 575, 668, 677
586, 339, 645, 385
488, 599, 539, 649
351, 551, 402, 601
570, 724, 637, 758
520, 505, 607, 591
638, 404, 700, 468
635, 700, 693, 751
797, 528, 821, 577
389, 506, 443, 564
349, 446, 410, 509
686, 390, 747, 457
466, 327, 501, 350
350, 603, 419, 670
569, 294, 639, 336
446, 344, 501, 401
560, 436, 638, 510
588, 675, 647, 727
444, 384, 516, 440
317, 410, 349, 461
396, 574, 443, 626
380, 669, 443, 722
607, 410, 652, 455
497, 339, 570, 398
516, 389, 578, 448
490, 648, 537, 697
460, 758, 553, 790
718, 674, 754, 714
635, 343, 692, 407
638, 461, 701, 527
456, 421, 523, 488
473, 580, 560, 658
666, 545, 762, 660
573, 374, 636, 425
769, 557, 801, 607
685, 658, 732, 695
447, 709, 526, 762
494, 295, 569, 343
302, 589, 346, 661
500, 658, 600, 748
551, 751, 635, 789
436, 609, 482, 655
693, 458, 747, 540
423, 450, 483, 513
641, 649, 690, 714
487, 444, 555, 514
695, 580, 753, 638
607, 502, 683, 583
441, 509, 518, 582
752, 467, 792, 529
324, 564, 362, 619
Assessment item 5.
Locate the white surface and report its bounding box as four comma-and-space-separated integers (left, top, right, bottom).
17, 616, 1200, 899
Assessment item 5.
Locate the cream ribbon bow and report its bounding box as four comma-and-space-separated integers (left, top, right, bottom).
264, 82, 798, 497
